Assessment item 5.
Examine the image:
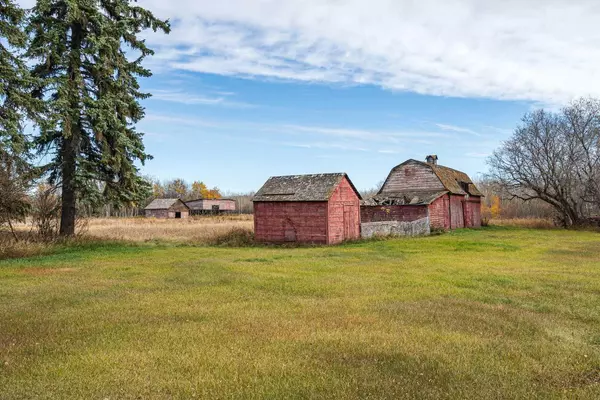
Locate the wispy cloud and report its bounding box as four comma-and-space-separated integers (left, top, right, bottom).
149, 89, 256, 108
435, 123, 480, 136
136, 0, 600, 104
142, 112, 448, 148
283, 142, 369, 152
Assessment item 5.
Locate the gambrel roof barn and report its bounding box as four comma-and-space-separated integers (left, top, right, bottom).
362, 156, 483, 232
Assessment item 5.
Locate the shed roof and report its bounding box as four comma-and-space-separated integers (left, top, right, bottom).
186, 198, 236, 204
253, 173, 362, 202
362, 190, 448, 206
382, 159, 483, 197
144, 198, 189, 210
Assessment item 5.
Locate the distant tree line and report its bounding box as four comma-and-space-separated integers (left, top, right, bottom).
151, 179, 222, 201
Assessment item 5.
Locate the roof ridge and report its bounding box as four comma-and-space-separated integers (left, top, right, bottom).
267, 172, 346, 179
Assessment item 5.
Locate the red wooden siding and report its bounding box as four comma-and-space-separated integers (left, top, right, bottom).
463, 198, 482, 228
145, 201, 190, 219
381, 161, 445, 193
187, 199, 236, 211
428, 194, 481, 229
429, 195, 449, 229
449, 194, 464, 229
361, 205, 428, 223
254, 202, 328, 244
327, 176, 361, 244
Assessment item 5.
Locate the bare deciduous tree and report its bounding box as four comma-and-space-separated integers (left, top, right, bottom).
488, 98, 600, 226
0, 152, 32, 241
30, 184, 61, 239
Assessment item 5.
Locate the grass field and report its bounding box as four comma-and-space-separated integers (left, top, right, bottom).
1, 226, 599, 399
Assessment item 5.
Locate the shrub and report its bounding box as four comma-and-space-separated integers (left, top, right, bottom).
209, 227, 255, 247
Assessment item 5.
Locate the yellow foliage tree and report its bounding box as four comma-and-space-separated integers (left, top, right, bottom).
191, 181, 221, 199
152, 182, 165, 198
482, 195, 502, 224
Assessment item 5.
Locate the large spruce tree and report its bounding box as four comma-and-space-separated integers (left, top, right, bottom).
26, 0, 169, 235
0, 0, 38, 164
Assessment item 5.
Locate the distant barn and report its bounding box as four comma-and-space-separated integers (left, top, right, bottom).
253, 173, 362, 244
144, 199, 190, 219
361, 155, 482, 236
185, 198, 236, 215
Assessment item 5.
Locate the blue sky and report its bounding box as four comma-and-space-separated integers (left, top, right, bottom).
18, 0, 599, 192
137, 73, 524, 192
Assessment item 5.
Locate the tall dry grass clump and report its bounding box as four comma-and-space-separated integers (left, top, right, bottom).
86, 215, 254, 244
490, 218, 556, 229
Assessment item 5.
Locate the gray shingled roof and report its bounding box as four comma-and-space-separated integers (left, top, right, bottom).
253, 173, 362, 202
362, 190, 448, 206
144, 198, 186, 210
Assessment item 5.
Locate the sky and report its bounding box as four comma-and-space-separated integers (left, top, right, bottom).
18, 0, 600, 192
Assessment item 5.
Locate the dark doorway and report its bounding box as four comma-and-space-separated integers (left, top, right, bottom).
175, 212, 181, 219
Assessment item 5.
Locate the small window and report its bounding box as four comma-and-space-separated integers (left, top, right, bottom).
460, 182, 469, 193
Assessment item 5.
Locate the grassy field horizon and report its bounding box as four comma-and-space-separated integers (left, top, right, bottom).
1, 226, 599, 399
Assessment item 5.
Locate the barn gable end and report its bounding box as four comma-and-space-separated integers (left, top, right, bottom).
253, 173, 361, 244
144, 199, 190, 219
380, 160, 446, 194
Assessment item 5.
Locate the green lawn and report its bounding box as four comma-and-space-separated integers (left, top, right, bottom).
1, 227, 599, 399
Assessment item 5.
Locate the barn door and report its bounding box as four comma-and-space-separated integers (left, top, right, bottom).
343, 205, 356, 240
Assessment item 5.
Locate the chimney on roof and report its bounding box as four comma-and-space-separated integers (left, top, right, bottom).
426, 155, 438, 165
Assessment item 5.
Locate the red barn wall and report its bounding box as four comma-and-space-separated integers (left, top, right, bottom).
429, 195, 450, 229
254, 201, 328, 244
189, 199, 236, 211
328, 177, 361, 244
361, 205, 428, 223
464, 197, 482, 228
449, 194, 465, 229
145, 208, 189, 219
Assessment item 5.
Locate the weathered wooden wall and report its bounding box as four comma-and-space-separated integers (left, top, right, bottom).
429, 195, 450, 229
145, 209, 169, 219
464, 198, 482, 228
254, 202, 328, 244
327, 176, 361, 244
145, 209, 189, 219
380, 161, 445, 193
361, 205, 428, 223
449, 194, 465, 229
187, 199, 236, 211
429, 194, 481, 229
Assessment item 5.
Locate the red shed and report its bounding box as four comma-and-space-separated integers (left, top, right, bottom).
362, 156, 483, 234
253, 173, 362, 244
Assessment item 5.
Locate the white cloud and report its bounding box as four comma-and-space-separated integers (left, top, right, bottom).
130, 0, 600, 104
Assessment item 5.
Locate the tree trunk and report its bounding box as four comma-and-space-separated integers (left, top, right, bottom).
59, 136, 77, 236
59, 22, 83, 237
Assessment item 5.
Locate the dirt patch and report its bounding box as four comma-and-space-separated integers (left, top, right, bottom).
22, 268, 77, 276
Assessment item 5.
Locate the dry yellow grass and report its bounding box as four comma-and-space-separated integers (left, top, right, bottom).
490, 217, 556, 229
85, 215, 254, 243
